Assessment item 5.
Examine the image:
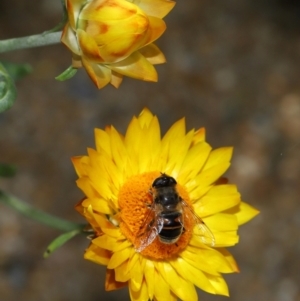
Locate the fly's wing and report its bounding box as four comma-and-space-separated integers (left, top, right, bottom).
181, 199, 215, 247
134, 203, 163, 252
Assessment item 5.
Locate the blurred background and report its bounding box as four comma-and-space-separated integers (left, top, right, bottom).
1, 0, 300, 300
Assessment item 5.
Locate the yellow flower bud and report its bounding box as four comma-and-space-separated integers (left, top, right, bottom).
61, 0, 175, 88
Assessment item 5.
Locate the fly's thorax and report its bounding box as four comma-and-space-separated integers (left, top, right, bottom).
152, 186, 181, 207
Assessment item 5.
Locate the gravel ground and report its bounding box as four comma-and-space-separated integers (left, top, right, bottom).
1, 0, 300, 300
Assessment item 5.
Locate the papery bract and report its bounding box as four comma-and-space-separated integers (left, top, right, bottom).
61, 0, 175, 88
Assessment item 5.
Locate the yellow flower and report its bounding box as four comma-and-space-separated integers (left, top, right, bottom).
61, 0, 175, 88
73, 109, 259, 301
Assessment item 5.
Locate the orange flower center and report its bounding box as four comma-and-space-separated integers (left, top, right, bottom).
118, 171, 194, 259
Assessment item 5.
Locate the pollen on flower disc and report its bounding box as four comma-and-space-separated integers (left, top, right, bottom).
118, 172, 194, 259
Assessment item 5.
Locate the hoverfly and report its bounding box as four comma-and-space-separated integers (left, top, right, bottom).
134, 173, 215, 252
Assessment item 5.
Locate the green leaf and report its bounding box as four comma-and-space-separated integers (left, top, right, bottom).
1, 61, 32, 81
0, 62, 17, 112
44, 228, 83, 258
0, 163, 16, 177
55, 66, 77, 81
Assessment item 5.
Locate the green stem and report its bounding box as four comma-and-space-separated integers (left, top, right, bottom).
0, 32, 62, 54
0, 191, 83, 231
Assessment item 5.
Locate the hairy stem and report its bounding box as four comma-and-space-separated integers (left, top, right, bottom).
0, 191, 83, 232
0, 32, 62, 54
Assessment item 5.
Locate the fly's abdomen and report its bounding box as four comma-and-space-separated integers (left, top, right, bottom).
158, 211, 183, 244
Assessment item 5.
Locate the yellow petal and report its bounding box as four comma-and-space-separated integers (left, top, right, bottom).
84, 206, 120, 236
109, 51, 158, 81
153, 270, 173, 301
79, 152, 115, 198
138, 107, 155, 127
109, 126, 128, 173
170, 257, 216, 294
125, 109, 160, 172
110, 71, 123, 88
87, 165, 120, 202
129, 280, 149, 301
87, 150, 122, 199
95, 29, 149, 63
188, 162, 231, 197
124, 111, 161, 172
66, 0, 83, 29
203, 213, 238, 232
129, 256, 144, 292
92, 212, 123, 238
115, 260, 131, 282
71, 155, 89, 177
180, 248, 218, 276
156, 261, 198, 301
162, 117, 186, 145
160, 118, 186, 174
77, 29, 104, 62
61, 23, 80, 55
80, 0, 139, 22
181, 245, 235, 275
93, 235, 119, 251
192, 127, 206, 145
204, 273, 229, 296
177, 141, 212, 185
88, 170, 114, 200
107, 247, 132, 269
188, 185, 213, 203
105, 269, 128, 291
193, 184, 241, 217
93, 233, 129, 253
77, 202, 95, 222
112, 240, 133, 252
139, 44, 166, 65
203, 147, 233, 171
82, 197, 113, 214
142, 16, 166, 46
163, 129, 195, 178
94, 128, 112, 157
76, 178, 98, 199
143, 258, 155, 300
133, 0, 175, 18
226, 201, 260, 225
211, 231, 239, 247
81, 58, 112, 88
144, 116, 163, 168
217, 248, 240, 273
139, 119, 162, 172
127, 251, 139, 274
84, 244, 111, 265
125, 117, 144, 152
80, 0, 152, 62
124, 117, 143, 171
